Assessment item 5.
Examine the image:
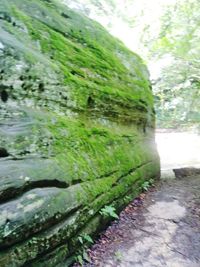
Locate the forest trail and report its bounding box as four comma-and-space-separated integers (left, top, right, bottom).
85, 174, 200, 267
82, 132, 200, 267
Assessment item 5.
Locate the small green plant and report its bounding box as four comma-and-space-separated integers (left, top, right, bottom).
100, 205, 119, 219
78, 233, 94, 245
114, 251, 123, 262
124, 195, 132, 203
76, 251, 90, 266
141, 178, 154, 191
76, 254, 83, 266
76, 234, 93, 265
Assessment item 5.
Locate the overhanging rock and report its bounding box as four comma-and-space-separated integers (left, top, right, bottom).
0, 0, 160, 266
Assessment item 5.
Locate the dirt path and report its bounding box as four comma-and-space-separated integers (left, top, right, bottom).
85, 174, 200, 267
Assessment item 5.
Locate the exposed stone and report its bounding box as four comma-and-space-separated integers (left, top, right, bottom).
0, 0, 160, 266
173, 167, 200, 178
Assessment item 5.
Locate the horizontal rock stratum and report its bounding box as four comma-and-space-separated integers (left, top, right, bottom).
0, 0, 160, 266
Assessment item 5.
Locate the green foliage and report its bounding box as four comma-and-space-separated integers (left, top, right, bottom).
114, 251, 123, 262
124, 195, 132, 203
100, 205, 119, 219
148, 0, 200, 128
76, 233, 93, 265
141, 178, 154, 191
82, 234, 94, 244
76, 254, 84, 266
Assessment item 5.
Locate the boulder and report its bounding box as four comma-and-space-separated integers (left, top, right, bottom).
0, 0, 160, 266
173, 167, 200, 178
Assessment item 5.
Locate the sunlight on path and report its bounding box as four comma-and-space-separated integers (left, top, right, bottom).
156, 131, 200, 171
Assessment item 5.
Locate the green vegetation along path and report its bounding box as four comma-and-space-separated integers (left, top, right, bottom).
82, 172, 200, 267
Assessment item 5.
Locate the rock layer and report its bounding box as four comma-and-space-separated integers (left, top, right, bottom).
0, 0, 160, 266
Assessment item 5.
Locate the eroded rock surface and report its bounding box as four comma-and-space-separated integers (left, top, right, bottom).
0, 0, 159, 266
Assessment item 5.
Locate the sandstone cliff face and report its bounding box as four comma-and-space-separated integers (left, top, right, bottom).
0, 0, 160, 266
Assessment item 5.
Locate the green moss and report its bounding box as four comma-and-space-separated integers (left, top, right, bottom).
2, 0, 154, 120
0, 0, 160, 265
46, 113, 154, 185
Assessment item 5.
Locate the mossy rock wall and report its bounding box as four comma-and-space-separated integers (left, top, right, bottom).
0, 0, 160, 266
